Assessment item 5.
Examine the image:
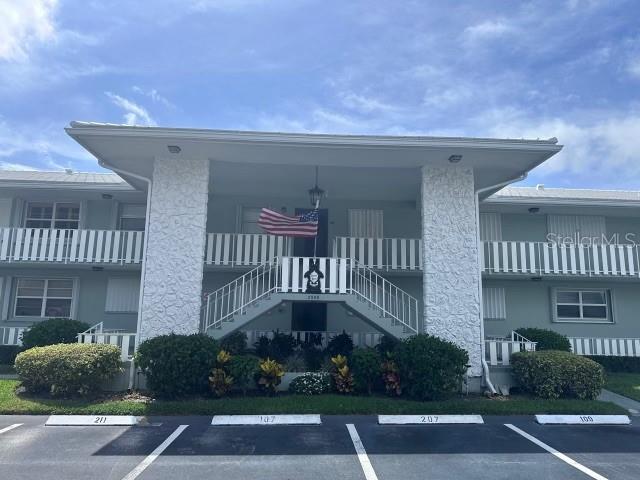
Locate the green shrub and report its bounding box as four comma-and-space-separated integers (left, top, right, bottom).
375, 335, 400, 357
253, 332, 296, 362
351, 348, 382, 395
136, 334, 219, 397
327, 331, 354, 358
514, 328, 571, 352
289, 372, 332, 395
15, 343, 121, 396
220, 331, 247, 355
301, 343, 324, 371
512, 350, 604, 400
0, 345, 22, 365
228, 354, 259, 395
21, 318, 90, 350
586, 355, 640, 373
284, 352, 307, 372
395, 334, 469, 400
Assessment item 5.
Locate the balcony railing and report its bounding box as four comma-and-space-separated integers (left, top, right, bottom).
204, 233, 292, 267
333, 236, 422, 271
482, 241, 640, 277
0, 227, 144, 265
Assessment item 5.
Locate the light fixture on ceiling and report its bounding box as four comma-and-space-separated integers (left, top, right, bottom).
448, 154, 462, 163
167, 145, 181, 154
308, 166, 325, 207
101, 193, 113, 200
528, 207, 540, 214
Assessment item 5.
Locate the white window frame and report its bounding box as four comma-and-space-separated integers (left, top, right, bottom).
552, 288, 613, 324
13, 277, 77, 319
118, 204, 146, 231
24, 201, 81, 230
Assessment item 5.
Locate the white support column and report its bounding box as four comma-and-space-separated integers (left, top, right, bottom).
421, 165, 482, 377
139, 156, 210, 341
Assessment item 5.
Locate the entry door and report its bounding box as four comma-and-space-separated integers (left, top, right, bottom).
292, 208, 328, 331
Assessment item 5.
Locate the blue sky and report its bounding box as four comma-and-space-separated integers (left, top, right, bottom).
1, 0, 639, 189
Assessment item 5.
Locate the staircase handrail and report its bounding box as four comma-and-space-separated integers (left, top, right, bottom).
349, 259, 419, 334
203, 257, 280, 331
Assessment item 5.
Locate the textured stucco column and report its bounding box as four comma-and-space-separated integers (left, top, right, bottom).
421, 165, 482, 376
139, 156, 210, 341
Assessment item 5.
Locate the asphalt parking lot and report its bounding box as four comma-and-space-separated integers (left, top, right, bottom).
1, 415, 639, 480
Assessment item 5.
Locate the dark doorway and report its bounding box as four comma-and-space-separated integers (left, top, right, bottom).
292, 208, 328, 331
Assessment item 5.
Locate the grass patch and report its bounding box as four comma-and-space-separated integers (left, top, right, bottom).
0, 380, 626, 415
605, 373, 640, 402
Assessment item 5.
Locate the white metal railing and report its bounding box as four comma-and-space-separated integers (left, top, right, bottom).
203, 256, 420, 335
349, 259, 419, 334
569, 337, 640, 357
0, 327, 25, 346
482, 241, 640, 278
244, 330, 385, 349
204, 233, 292, 267
0, 227, 144, 265
203, 258, 280, 331
333, 236, 422, 271
77, 330, 136, 361
485, 336, 537, 366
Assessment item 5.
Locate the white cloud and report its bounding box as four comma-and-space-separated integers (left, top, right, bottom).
628, 57, 640, 78
340, 92, 396, 113
476, 107, 640, 187
132, 86, 174, 108
0, 161, 39, 171
0, 0, 58, 62
0, 118, 94, 171
464, 19, 514, 41
105, 92, 156, 126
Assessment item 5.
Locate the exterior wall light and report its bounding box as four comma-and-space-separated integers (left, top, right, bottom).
448, 154, 462, 163
101, 193, 113, 200
308, 166, 325, 207
528, 207, 540, 213
167, 145, 181, 154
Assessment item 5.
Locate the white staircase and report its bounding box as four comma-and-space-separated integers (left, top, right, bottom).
202, 256, 419, 339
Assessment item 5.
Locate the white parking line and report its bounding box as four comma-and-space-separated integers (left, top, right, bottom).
121, 425, 188, 480
505, 424, 608, 480
0, 423, 23, 435
346, 424, 379, 480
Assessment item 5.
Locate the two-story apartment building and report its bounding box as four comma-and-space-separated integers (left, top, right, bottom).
1, 122, 638, 391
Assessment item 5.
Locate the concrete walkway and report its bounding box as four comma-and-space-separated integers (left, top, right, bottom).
598, 389, 640, 415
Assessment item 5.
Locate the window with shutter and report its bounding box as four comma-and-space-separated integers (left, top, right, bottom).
483, 287, 506, 320
348, 209, 384, 238
480, 213, 502, 241
105, 277, 140, 313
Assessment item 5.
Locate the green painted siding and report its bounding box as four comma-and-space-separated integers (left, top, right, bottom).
483, 278, 640, 338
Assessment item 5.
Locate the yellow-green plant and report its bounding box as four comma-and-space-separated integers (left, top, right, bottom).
257, 357, 284, 395
209, 349, 234, 397
331, 354, 354, 394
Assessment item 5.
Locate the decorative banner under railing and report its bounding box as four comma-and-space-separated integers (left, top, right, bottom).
279, 256, 349, 294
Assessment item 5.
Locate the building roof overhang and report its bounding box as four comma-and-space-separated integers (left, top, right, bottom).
65, 122, 563, 199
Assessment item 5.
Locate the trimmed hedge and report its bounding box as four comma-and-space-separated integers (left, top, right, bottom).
514, 328, 571, 352
14, 343, 122, 396
586, 355, 640, 373
136, 334, 219, 398
0, 345, 22, 365
21, 318, 90, 350
395, 334, 469, 400
512, 350, 604, 400
351, 348, 382, 395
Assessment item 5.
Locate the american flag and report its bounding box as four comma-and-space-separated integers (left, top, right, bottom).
258, 208, 318, 237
